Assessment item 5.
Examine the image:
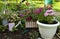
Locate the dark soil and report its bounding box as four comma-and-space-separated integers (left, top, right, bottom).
40, 21, 57, 24
0, 28, 41, 39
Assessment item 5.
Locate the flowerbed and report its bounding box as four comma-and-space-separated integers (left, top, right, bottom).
0, 0, 60, 39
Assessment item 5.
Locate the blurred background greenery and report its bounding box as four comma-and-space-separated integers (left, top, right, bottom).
0, 0, 60, 12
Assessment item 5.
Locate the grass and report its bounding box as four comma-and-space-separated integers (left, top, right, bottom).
53, 2, 60, 12
0, 1, 60, 12
0, 3, 5, 12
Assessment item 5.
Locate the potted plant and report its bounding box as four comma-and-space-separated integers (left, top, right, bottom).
33, 7, 60, 39
7, 13, 21, 31
25, 8, 37, 28
18, 9, 37, 28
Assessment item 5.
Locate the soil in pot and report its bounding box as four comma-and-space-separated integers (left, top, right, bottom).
39, 21, 57, 24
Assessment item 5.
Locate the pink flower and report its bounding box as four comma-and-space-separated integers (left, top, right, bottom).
44, 12, 49, 17
39, 7, 43, 11
33, 7, 43, 14
26, 16, 32, 21
44, 10, 55, 17
33, 9, 40, 14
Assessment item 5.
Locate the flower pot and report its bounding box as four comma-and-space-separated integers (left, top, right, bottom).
37, 21, 60, 39
8, 23, 15, 31
25, 22, 37, 28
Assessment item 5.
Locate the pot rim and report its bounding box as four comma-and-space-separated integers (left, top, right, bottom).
37, 20, 60, 27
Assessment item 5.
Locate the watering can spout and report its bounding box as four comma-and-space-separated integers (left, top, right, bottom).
15, 21, 21, 28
